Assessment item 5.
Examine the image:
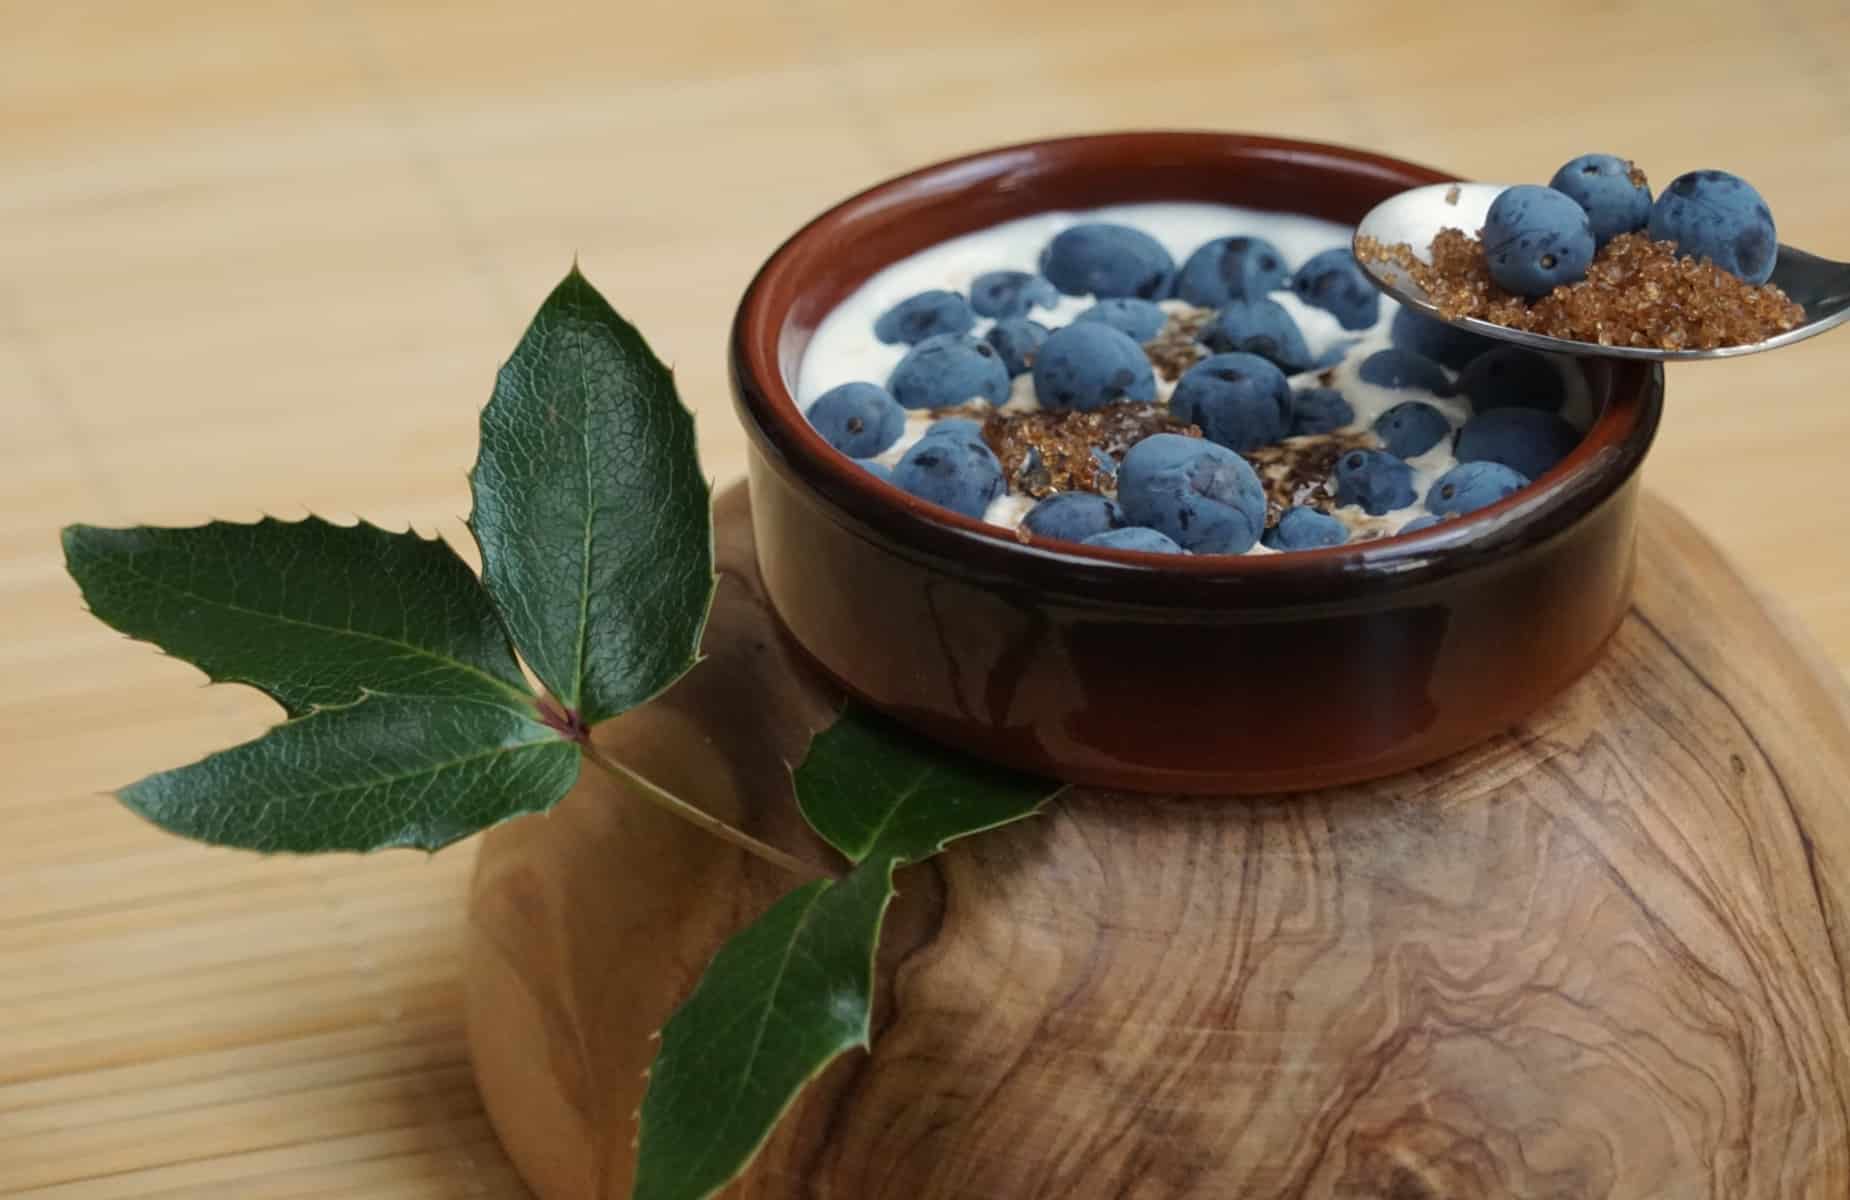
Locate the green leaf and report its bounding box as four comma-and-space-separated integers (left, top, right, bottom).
120, 692, 581, 853
62, 518, 532, 716
794, 707, 1059, 865
469, 267, 714, 725
633, 867, 889, 1200
633, 707, 1060, 1200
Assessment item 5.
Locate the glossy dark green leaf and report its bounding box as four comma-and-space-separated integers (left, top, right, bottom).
469, 267, 714, 725
62, 518, 532, 716
120, 692, 581, 853
633, 707, 1061, 1200
794, 706, 1059, 865
633, 866, 888, 1200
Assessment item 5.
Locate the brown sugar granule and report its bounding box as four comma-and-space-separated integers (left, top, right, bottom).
982, 403, 1200, 499
1625, 160, 1649, 189
1242, 431, 1377, 528
1354, 234, 1423, 275
1143, 307, 1213, 380
1356, 229, 1804, 350
1531, 233, 1804, 349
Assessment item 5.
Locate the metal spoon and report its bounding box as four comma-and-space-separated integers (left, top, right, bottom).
1354, 182, 1850, 361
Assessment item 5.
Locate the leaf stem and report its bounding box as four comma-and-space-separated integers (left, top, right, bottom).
577, 740, 836, 880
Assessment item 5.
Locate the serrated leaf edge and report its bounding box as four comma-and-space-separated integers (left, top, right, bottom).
115, 686, 577, 856
462, 267, 720, 726
61, 514, 537, 716
789, 707, 1067, 865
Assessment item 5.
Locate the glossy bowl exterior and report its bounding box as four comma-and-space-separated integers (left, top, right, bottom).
732, 133, 1663, 794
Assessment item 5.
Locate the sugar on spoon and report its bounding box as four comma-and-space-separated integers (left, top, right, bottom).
1354, 182, 1850, 362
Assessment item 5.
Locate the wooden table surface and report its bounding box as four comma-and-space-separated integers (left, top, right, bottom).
5, 3, 1848, 1196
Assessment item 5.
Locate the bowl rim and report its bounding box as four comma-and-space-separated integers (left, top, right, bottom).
730, 131, 1663, 606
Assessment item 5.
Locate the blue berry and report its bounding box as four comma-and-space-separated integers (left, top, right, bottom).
887, 334, 1011, 410
984, 318, 1048, 377
1262, 506, 1347, 551
1373, 401, 1450, 458
1456, 407, 1580, 480
1075, 298, 1167, 342
1198, 299, 1313, 373
1358, 348, 1452, 394
1168, 352, 1291, 452
1040, 223, 1175, 299
1389, 306, 1493, 369
969, 270, 1058, 319
1173, 236, 1290, 307
1117, 433, 1267, 554
855, 458, 894, 482
873, 289, 975, 345
806, 382, 906, 458
1031, 323, 1156, 412
1399, 514, 1446, 534
1082, 526, 1185, 555
892, 433, 1005, 518
1483, 185, 1596, 298
1549, 154, 1651, 248
1455, 347, 1566, 413
922, 417, 985, 442
1647, 170, 1778, 285
1426, 461, 1530, 516
1023, 491, 1124, 543
1334, 449, 1417, 515
1290, 386, 1355, 436
1290, 248, 1379, 330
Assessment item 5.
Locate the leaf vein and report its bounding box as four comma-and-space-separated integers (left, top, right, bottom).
678, 882, 833, 1186
94, 555, 532, 708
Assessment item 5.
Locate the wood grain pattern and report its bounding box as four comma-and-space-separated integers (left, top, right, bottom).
468, 485, 1850, 1199
8, 1, 1850, 1194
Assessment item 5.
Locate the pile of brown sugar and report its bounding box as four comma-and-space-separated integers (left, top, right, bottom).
977, 403, 1197, 499
1356, 229, 1805, 351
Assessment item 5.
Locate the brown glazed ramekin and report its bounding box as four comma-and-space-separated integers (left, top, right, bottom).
730, 133, 1663, 794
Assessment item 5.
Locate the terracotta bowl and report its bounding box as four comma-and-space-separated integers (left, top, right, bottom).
729, 132, 1664, 794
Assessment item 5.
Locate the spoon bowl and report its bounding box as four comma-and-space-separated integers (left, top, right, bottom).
1355, 182, 1850, 361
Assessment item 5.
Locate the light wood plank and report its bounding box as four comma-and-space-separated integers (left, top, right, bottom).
5, 0, 1847, 1194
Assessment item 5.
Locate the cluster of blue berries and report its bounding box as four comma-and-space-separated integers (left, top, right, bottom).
1051, 336, 1568, 556
1311, 316, 1578, 541
824, 311, 1579, 556
804, 216, 1587, 558
806, 223, 1379, 463
1484, 155, 1778, 297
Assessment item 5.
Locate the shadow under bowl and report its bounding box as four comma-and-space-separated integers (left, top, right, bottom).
730, 131, 1663, 794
